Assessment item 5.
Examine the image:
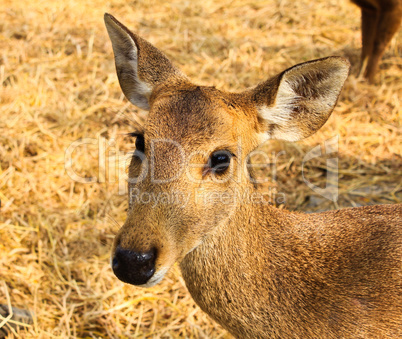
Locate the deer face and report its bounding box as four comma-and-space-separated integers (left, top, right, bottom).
104, 14, 349, 287
113, 84, 261, 286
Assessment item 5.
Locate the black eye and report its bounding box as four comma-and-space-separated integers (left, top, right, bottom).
208, 150, 232, 174
135, 134, 145, 153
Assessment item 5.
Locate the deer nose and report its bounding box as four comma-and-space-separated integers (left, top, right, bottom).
112, 246, 156, 285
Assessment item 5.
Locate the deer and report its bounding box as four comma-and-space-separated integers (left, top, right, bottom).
104, 14, 402, 338
351, 0, 402, 82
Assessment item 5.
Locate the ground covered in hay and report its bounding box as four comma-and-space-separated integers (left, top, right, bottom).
0, 0, 401, 337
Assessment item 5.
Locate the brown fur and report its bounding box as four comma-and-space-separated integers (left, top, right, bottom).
181, 204, 402, 338
105, 14, 402, 338
351, 0, 402, 82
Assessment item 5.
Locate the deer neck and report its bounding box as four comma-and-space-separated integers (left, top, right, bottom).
179, 203, 314, 337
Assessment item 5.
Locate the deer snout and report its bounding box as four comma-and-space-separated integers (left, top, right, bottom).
112, 246, 157, 285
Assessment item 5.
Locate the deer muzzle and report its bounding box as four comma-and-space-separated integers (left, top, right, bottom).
112, 246, 157, 286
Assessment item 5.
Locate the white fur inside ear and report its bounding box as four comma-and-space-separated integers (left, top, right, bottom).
105, 17, 153, 110
257, 79, 297, 124
113, 36, 152, 110
256, 126, 303, 143
257, 79, 303, 142
256, 57, 349, 142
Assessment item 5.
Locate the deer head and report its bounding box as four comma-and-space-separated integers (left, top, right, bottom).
104, 13, 350, 287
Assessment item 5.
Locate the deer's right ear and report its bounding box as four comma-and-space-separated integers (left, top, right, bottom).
104, 13, 185, 110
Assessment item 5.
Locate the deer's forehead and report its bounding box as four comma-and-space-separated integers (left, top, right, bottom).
146, 87, 240, 143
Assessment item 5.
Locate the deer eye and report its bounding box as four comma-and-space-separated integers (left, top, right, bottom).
135, 134, 145, 153
208, 150, 232, 174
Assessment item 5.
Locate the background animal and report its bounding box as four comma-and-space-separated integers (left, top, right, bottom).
351, 0, 402, 82
105, 13, 402, 338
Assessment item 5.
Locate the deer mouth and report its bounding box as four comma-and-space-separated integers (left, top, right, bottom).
110, 244, 173, 287
139, 266, 170, 287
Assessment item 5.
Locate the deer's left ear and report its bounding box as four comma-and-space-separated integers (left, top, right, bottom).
251, 57, 350, 142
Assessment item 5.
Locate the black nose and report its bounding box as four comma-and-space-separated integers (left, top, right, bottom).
112, 246, 156, 285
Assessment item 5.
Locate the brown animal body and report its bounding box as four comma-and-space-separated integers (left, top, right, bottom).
104, 14, 402, 338
351, 0, 402, 82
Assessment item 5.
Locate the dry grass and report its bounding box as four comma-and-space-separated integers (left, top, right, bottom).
0, 0, 401, 337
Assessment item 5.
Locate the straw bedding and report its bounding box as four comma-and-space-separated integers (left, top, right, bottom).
0, 0, 400, 337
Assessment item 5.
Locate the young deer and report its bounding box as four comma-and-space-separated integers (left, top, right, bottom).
351, 0, 402, 82
104, 14, 402, 338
